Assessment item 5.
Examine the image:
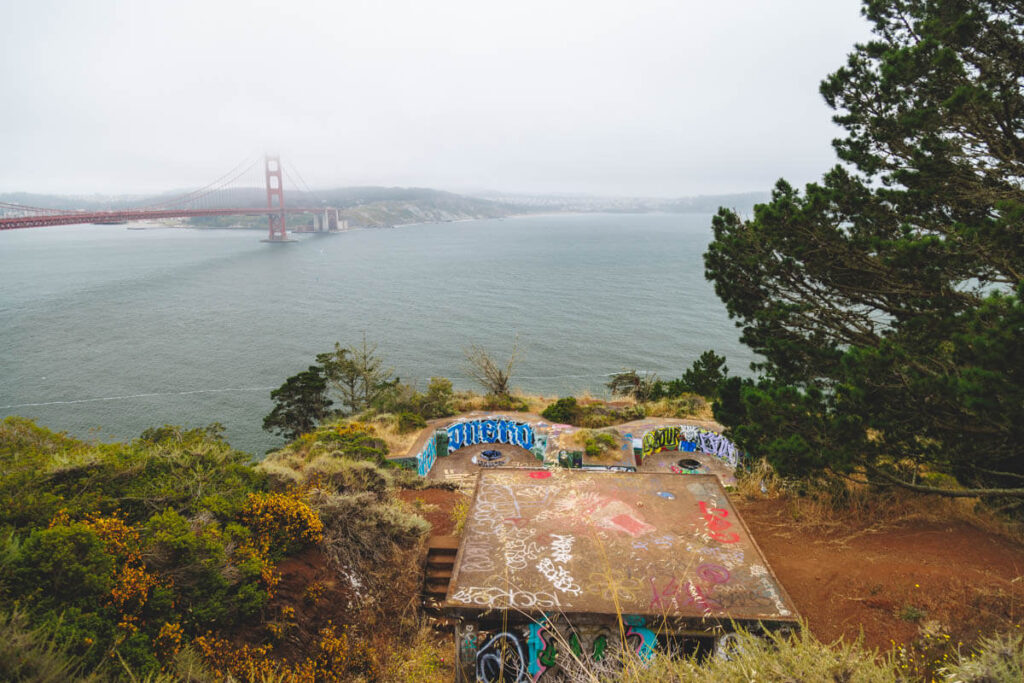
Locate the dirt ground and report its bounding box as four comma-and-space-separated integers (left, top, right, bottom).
734, 496, 1024, 654
397, 486, 463, 535
407, 485, 1024, 657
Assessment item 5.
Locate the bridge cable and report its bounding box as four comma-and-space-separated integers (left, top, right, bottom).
140, 157, 260, 210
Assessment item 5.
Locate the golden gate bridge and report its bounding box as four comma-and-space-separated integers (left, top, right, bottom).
0, 156, 340, 241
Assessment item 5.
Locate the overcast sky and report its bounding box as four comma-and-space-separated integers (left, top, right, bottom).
1, 0, 872, 197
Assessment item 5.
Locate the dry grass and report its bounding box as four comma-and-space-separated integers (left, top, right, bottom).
450, 390, 551, 415
734, 459, 1024, 544
381, 625, 454, 682
361, 414, 422, 456
641, 394, 714, 420
591, 626, 898, 682
449, 496, 470, 536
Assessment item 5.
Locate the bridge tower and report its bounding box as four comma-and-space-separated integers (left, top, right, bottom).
264, 155, 287, 241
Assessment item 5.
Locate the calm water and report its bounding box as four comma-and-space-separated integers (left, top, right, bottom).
0, 213, 755, 455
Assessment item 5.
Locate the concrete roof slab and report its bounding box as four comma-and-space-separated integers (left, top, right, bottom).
445, 469, 797, 627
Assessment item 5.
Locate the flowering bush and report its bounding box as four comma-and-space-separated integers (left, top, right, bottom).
240, 491, 324, 558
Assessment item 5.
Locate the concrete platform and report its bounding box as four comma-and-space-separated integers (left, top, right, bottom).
445, 469, 796, 626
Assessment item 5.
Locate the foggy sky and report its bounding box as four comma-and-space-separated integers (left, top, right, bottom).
1, 0, 872, 197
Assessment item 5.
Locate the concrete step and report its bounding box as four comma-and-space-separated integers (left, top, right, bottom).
427, 535, 461, 550
426, 567, 453, 580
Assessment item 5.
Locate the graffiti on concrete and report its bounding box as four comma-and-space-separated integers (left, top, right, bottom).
640, 425, 741, 467
447, 418, 535, 453
415, 437, 437, 477
693, 428, 740, 467
465, 617, 653, 682
476, 631, 527, 682
625, 622, 659, 661
641, 426, 682, 461
450, 585, 562, 610
698, 500, 740, 544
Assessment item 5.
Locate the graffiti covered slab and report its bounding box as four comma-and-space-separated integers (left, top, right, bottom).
446, 469, 797, 625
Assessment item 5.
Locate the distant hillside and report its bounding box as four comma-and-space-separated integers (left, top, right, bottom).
1, 187, 768, 228
467, 190, 770, 215
0, 187, 520, 229
325, 187, 518, 227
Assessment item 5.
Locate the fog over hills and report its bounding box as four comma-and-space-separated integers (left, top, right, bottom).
1, 186, 769, 228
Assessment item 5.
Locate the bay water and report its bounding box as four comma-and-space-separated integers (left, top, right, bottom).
0, 213, 756, 455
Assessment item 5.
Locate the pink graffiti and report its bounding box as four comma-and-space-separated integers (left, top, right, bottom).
650, 564, 730, 612
649, 576, 679, 610
696, 563, 731, 585
698, 501, 740, 543
528, 470, 552, 479
610, 513, 655, 537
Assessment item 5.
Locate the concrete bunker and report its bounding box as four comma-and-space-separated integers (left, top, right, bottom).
444, 469, 798, 680
412, 417, 546, 477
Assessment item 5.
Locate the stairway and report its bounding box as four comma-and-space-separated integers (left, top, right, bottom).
423, 535, 460, 606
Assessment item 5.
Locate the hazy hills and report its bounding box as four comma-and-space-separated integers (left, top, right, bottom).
0, 187, 768, 228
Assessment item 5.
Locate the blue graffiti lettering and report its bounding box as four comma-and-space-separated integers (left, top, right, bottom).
483, 420, 497, 442
445, 418, 536, 453
416, 438, 437, 477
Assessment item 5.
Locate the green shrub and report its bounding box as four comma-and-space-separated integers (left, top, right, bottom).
372, 377, 456, 420
397, 412, 427, 434
573, 429, 620, 457
542, 397, 580, 424
650, 350, 729, 400
420, 377, 456, 419
143, 509, 248, 629
12, 524, 115, 610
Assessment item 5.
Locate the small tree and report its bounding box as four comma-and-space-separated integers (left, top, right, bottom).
316, 336, 395, 415
606, 370, 660, 402
262, 366, 333, 440
464, 339, 519, 397
419, 377, 455, 419
678, 351, 728, 398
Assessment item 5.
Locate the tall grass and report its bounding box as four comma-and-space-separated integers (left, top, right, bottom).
0, 609, 103, 683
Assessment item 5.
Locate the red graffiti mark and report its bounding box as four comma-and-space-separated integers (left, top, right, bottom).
503, 517, 526, 526
528, 470, 552, 479
610, 513, 652, 537
649, 576, 679, 610
670, 464, 682, 474
698, 501, 740, 543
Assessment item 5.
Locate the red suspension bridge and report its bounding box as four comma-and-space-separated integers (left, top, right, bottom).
0, 156, 340, 241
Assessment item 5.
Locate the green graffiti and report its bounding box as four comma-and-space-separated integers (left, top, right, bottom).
592, 634, 608, 662
569, 632, 582, 658
539, 636, 558, 668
